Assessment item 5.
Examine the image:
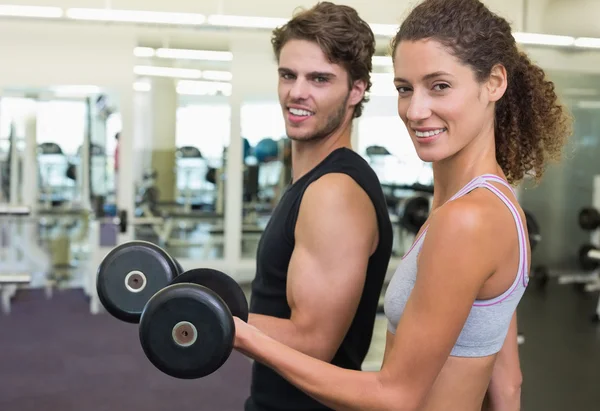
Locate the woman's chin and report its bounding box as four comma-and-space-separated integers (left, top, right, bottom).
416, 150, 446, 164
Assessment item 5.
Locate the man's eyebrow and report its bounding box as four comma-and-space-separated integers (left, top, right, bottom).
277, 68, 337, 78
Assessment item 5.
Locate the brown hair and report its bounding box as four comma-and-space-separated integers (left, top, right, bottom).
271, 1, 376, 118
392, 0, 573, 184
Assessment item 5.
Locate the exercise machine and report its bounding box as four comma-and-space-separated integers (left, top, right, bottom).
557, 175, 600, 321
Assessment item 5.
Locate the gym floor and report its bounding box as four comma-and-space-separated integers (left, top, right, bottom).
0, 278, 598, 410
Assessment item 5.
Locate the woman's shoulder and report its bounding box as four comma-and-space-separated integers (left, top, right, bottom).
425, 191, 513, 259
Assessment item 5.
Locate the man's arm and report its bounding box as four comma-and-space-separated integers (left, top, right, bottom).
249, 172, 379, 362
483, 312, 523, 411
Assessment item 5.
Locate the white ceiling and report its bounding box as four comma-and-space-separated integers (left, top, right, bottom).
3, 0, 597, 46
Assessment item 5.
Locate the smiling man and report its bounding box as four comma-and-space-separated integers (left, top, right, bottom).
244, 2, 394, 411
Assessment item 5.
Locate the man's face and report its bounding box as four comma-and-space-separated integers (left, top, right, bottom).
277, 39, 362, 142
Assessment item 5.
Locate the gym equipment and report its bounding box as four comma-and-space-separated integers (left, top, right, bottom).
579, 207, 600, 231
579, 244, 600, 271
96, 241, 182, 323
139, 268, 249, 379
254, 138, 279, 163
524, 209, 541, 252
170, 268, 249, 322
400, 196, 430, 235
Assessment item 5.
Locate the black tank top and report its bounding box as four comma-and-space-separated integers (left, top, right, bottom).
245, 147, 394, 411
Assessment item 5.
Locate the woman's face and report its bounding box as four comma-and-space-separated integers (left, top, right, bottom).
393, 38, 503, 163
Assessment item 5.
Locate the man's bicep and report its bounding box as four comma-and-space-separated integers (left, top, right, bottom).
286, 174, 378, 360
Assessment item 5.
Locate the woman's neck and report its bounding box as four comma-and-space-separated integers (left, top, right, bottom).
430, 135, 503, 210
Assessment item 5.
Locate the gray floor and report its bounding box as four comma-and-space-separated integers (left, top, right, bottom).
516, 279, 600, 411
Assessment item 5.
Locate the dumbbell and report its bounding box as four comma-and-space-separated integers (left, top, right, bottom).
524, 209, 542, 253
579, 244, 600, 271
579, 207, 600, 231
400, 196, 430, 235
96, 240, 184, 323
96, 241, 249, 379
139, 268, 249, 379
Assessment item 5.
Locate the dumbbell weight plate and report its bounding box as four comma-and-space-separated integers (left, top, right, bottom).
579, 244, 600, 271
524, 209, 541, 253
173, 258, 184, 275
139, 284, 235, 379
579, 207, 600, 231
400, 196, 430, 235
96, 241, 180, 323
170, 268, 249, 322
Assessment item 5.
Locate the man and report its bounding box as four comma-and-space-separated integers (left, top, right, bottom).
245, 2, 394, 411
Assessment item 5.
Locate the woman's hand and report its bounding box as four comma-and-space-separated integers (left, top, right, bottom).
233, 316, 260, 358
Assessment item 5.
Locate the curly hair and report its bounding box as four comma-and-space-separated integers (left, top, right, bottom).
391, 0, 573, 184
271, 1, 376, 118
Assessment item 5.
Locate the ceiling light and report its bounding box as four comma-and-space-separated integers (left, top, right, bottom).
513, 32, 575, 47
576, 100, 600, 109
207, 14, 288, 29
50, 85, 102, 96
563, 88, 599, 96
66, 8, 205, 26
134, 47, 155, 57
155, 48, 233, 61
201, 70, 232, 81
574, 37, 600, 49
177, 80, 232, 96
134, 65, 202, 79
0, 5, 62, 18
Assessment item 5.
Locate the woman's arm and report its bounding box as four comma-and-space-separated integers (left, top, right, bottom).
234, 199, 498, 411
482, 312, 523, 411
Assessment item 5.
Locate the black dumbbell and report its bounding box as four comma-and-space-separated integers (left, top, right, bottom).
139, 268, 249, 379
400, 196, 430, 235
579, 207, 600, 231
579, 244, 600, 271
524, 209, 542, 253
96, 241, 184, 323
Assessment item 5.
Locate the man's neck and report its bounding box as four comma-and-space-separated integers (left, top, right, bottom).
290, 126, 352, 183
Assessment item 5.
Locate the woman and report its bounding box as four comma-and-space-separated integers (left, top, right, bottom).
233, 0, 572, 409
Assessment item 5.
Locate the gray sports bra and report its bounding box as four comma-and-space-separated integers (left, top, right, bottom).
384, 174, 529, 357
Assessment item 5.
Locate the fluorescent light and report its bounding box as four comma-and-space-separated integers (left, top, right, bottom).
207, 14, 288, 29
574, 37, 600, 49
155, 48, 233, 61
369, 23, 397, 37
513, 32, 575, 46
0, 5, 62, 18
134, 65, 202, 79
577, 101, 600, 109
201, 70, 232, 81
133, 81, 151, 92
372, 55, 393, 67
50, 85, 101, 96
66, 8, 205, 25
177, 80, 232, 96
134, 47, 155, 57
563, 88, 599, 97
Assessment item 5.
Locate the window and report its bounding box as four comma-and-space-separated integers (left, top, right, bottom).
358, 116, 433, 185
176, 103, 231, 163
241, 102, 286, 147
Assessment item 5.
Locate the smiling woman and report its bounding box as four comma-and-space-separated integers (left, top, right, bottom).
232, 1, 573, 410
